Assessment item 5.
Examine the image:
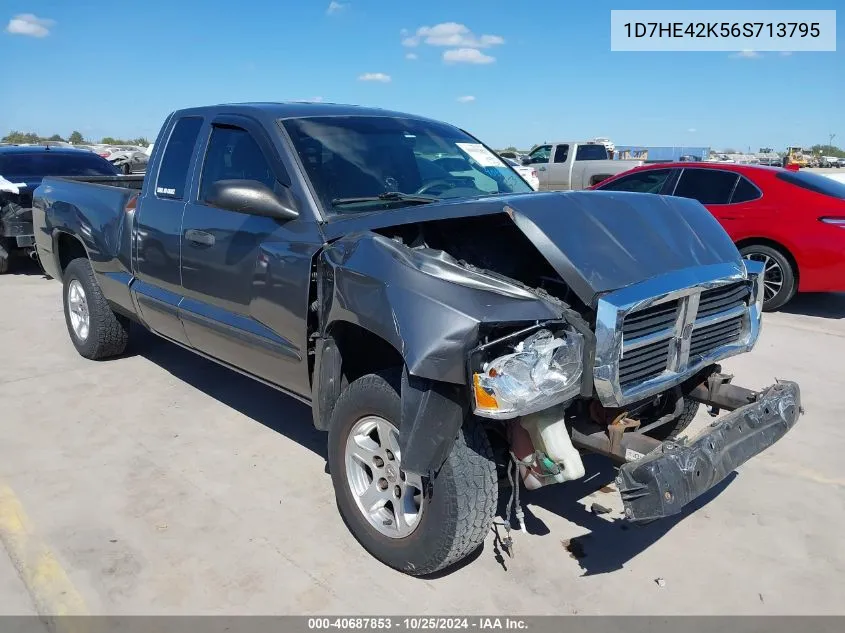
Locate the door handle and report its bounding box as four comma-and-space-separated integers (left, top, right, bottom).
185, 229, 215, 247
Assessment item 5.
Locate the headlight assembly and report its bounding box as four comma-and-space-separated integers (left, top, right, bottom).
472, 328, 584, 419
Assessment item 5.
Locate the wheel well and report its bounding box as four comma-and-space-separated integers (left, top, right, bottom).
735, 237, 799, 284
590, 174, 612, 186
329, 321, 404, 384
57, 232, 88, 274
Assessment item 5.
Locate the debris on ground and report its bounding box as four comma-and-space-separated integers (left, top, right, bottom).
590, 502, 612, 515
599, 485, 615, 494
655, 577, 666, 588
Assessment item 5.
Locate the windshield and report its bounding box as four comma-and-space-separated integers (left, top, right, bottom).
777, 170, 845, 200
281, 116, 531, 214
0, 152, 118, 179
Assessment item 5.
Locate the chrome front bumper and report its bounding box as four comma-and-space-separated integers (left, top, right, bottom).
593, 261, 765, 408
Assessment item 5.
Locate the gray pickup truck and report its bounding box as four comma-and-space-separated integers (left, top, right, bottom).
33, 103, 801, 576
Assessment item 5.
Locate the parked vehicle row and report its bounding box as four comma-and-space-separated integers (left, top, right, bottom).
0, 145, 119, 273
31, 102, 801, 576
593, 162, 845, 310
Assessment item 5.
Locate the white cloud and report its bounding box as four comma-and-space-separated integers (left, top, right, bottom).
305, 96, 325, 102
405, 52, 418, 60
730, 49, 761, 59
457, 96, 476, 103
688, 128, 696, 133
403, 23, 504, 49
5, 13, 54, 38
358, 72, 392, 83
326, 1, 347, 15
443, 48, 495, 65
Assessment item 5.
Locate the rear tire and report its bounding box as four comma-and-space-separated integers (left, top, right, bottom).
739, 244, 796, 311
328, 373, 497, 576
62, 258, 129, 359
0, 238, 9, 274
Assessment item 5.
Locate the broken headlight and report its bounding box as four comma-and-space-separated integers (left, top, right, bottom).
472, 328, 583, 419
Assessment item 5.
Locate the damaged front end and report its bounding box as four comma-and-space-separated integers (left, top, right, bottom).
313, 192, 802, 523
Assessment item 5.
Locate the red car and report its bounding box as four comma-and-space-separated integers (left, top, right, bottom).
593, 163, 845, 310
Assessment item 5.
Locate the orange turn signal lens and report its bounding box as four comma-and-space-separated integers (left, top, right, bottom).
473, 373, 499, 411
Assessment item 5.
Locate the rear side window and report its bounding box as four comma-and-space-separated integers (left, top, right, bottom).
777, 170, 845, 200
730, 176, 762, 203
155, 117, 203, 199
575, 144, 608, 161
674, 168, 739, 205
553, 144, 569, 163
598, 169, 671, 194
199, 126, 275, 202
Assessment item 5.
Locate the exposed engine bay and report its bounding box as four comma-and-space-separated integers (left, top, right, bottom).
374, 214, 589, 317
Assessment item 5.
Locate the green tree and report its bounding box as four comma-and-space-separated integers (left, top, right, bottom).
100, 136, 118, 145
69, 131, 84, 144
3, 131, 40, 144
811, 144, 845, 158
47, 134, 65, 142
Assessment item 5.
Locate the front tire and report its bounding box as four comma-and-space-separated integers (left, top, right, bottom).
328, 373, 497, 576
63, 258, 129, 359
739, 244, 796, 311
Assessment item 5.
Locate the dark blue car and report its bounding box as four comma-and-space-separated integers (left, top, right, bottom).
0, 145, 117, 273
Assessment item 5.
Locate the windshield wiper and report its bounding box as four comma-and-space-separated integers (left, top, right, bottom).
331, 191, 438, 207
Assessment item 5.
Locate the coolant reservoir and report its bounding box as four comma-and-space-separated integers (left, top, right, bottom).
520, 407, 585, 482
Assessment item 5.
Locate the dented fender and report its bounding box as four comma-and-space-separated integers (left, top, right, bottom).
318, 231, 565, 385
313, 231, 567, 474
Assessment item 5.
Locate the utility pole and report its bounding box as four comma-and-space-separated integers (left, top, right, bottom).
829, 133, 836, 150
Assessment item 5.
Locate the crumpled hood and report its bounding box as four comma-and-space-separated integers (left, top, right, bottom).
322, 190, 745, 307
503, 191, 744, 305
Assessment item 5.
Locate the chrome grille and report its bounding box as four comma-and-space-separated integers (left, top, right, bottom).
697, 284, 751, 319
619, 338, 672, 386
622, 300, 679, 339
594, 267, 763, 408
689, 316, 744, 358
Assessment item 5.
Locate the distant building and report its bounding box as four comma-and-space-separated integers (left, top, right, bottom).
613, 146, 711, 162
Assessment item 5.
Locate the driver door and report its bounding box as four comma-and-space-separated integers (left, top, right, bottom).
178, 115, 322, 395
525, 145, 552, 190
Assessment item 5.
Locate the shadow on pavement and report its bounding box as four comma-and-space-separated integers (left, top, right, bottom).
496, 453, 737, 576
781, 292, 845, 319
129, 327, 327, 459
3, 255, 49, 277
126, 329, 737, 577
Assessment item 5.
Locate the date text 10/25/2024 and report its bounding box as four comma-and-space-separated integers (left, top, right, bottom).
308, 618, 528, 631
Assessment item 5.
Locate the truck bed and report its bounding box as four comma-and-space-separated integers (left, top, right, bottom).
54, 174, 145, 190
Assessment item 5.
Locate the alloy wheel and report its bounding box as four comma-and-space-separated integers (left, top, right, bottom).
344, 415, 424, 538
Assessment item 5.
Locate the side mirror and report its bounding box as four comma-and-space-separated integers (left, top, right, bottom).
205, 179, 299, 221
521, 157, 531, 166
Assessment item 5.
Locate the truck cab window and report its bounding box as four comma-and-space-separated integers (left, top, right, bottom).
598, 169, 671, 194
200, 127, 275, 202
674, 169, 739, 205
527, 145, 551, 165
575, 144, 608, 161
553, 145, 569, 163
155, 117, 202, 199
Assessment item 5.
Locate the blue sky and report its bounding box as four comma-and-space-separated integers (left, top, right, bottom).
1, 0, 842, 151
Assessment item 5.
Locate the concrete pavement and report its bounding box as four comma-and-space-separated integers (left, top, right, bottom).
1, 264, 844, 615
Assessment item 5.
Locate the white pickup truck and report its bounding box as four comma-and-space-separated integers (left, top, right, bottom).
522, 141, 643, 191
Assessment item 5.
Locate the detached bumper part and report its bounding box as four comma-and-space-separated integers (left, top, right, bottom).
617, 380, 801, 522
